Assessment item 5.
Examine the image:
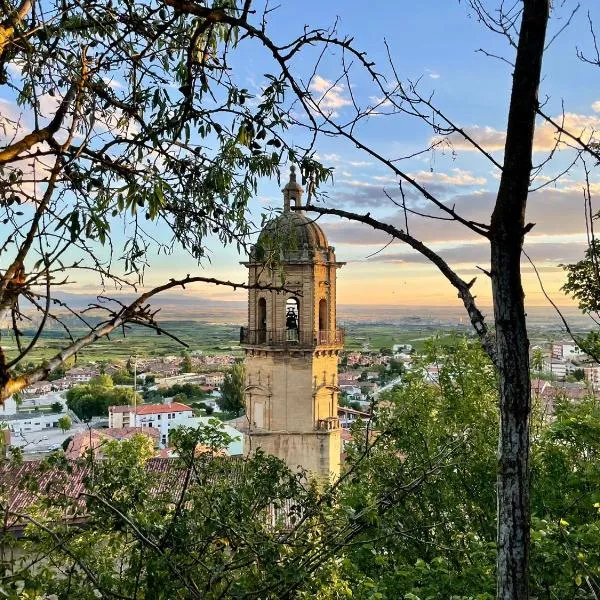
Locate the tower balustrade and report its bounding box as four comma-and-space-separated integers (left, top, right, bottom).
240, 327, 344, 348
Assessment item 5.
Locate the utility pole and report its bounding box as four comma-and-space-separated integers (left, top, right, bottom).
133, 355, 138, 428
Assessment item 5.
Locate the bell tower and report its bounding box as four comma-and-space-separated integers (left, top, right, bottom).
240, 167, 344, 479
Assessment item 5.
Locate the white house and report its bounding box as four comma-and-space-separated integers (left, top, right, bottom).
108, 402, 244, 454
108, 402, 193, 448
1, 411, 66, 434
392, 344, 412, 353
202, 372, 225, 387
174, 416, 244, 456
0, 396, 18, 418
338, 406, 371, 429
340, 384, 362, 399
21, 381, 52, 396
393, 352, 412, 363
543, 359, 567, 380
551, 342, 583, 361
65, 367, 99, 383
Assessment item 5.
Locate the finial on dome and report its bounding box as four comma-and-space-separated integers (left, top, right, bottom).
283, 165, 303, 213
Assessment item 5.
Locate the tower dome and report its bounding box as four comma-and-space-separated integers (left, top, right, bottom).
253, 167, 328, 261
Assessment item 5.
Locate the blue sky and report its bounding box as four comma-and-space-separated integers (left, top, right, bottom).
3, 0, 599, 309
171, 0, 600, 308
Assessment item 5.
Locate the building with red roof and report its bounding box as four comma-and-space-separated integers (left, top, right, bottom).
108, 402, 193, 447
65, 427, 160, 459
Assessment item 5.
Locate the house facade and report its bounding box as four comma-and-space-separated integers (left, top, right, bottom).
108, 402, 193, 447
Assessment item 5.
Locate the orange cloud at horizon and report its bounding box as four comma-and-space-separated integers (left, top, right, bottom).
335, 262, 577, 308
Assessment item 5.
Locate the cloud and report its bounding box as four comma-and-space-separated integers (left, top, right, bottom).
434, 125, 506, 152
324, 185, 590, 247
434, 111, 600, 153
407, 169, 486, 186
365, 238, 586, 268
368, 95, 393, 108
534, 113, 600, 151
37, 93, 62, 119
340, 168, 485, 189
0, 92, 140, 200
552, 180, 600, 195
315, 152, 372, 168
593, 100, 600, 113
103, 77, 123, 90
309, 75, 352, 116
331, 169, 488, 211
0, 99, 53, 198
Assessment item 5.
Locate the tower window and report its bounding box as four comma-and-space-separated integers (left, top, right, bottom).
257, 297, 267, 343
319, 298, 328, 331
286, 297, 299, 341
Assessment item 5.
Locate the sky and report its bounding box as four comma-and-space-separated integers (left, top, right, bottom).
3, 0, 600, 312
161, 0, 600, 309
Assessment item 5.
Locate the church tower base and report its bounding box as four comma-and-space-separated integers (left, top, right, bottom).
244, 429, 341, 480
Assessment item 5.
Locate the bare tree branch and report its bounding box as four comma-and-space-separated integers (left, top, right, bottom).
299, 204, 496, 363
1, 275, 291, 400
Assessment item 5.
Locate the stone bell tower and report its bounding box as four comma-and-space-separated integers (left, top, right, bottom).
240, 167, 344, 479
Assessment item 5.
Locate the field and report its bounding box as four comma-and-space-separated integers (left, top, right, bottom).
5, 317, 474, 366
342, 321, 470, 352
4, 321, 244, 365
5, 306, 592, 366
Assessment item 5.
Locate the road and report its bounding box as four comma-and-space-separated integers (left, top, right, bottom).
372, 375, 403, 397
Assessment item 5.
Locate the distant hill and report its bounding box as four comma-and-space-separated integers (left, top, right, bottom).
16, 292, 594, 329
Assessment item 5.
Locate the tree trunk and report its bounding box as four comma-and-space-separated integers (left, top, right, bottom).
491, 2, 549, 598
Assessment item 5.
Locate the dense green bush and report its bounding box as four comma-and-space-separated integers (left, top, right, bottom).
66, 375, 139, 420
338, 338, 600, 599
5, 339, 600, 599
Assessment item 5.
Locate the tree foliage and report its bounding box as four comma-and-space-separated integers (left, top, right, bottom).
563, 240, 600, 313
218, 362, 245, 416
3, 339, 600, 598
46, 367, 66, 382
144, 382, 209, 403
66, 375, 138, 420
1, 1, 598, 596
57, 414, 71, 432
562, 239, 600, 361
335, 339, 600, 599
112, 370, 135, 385
0, 0, 332, 400
0, 427, 410, 599
181, 352, 194, 374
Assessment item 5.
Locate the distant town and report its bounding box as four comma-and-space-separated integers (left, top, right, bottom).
2, 326, 597, 465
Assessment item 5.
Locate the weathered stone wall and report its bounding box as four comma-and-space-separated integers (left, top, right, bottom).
244, 429, 341, 480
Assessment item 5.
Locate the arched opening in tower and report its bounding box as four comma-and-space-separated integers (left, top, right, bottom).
319, 298, 328, 335
285, 297, 299, 342
257, 297, 267, 343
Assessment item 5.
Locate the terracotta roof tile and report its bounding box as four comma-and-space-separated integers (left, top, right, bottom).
65, 428, 160, 459
109, 402, 192, 415
136, 402, 192, 415
0, 457, 299, 533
